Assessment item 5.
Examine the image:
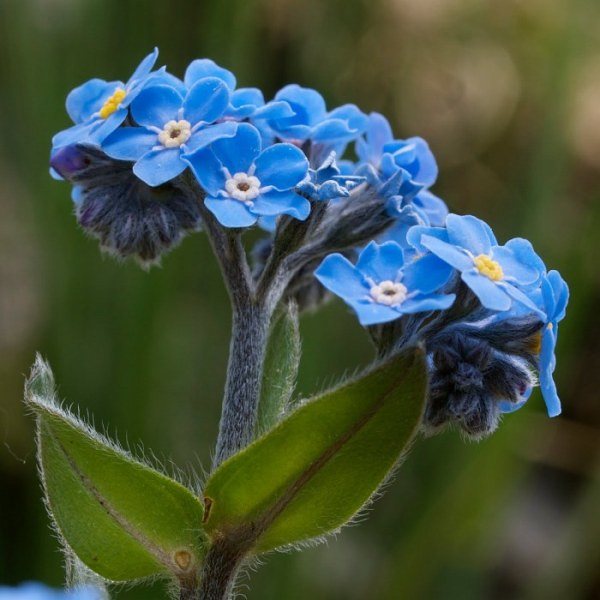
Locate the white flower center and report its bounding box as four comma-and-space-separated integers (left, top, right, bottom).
158, 120, 192, 148
370, 280, 408, 306
225, 172, 261, 202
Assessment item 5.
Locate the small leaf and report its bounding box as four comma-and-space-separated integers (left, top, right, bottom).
203, 348, 427, 554
25, 356, 207, 583
258, 302, 301, 433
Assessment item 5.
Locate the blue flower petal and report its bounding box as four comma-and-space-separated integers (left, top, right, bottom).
350, 301, 402, 326
183, 121, 240, 153
421, 234, 473, 271
356, 112, 393, 166
131, 85, 183, 128
414, 190, 448, 227
402, 253, 454, 294
251, 190, 310, 220
66, 78, 112, 123
52, 121, 98, 149
461, 269, 512, 311
406, 225, 449, 254
103, 127, 157, 161
501, 282, 546, 317
184, 58, 236, 91
315, 254, 369, 302
274, 84, 327, 125
356, 241, 405, 282
400, 294, 456, 314
504, 238, 546, 278
546, 270, 569, 321
145, 69, 187, 96
231, 87, 264, 108
273, 123, 313, 141
183, 147, 226, 196
204, 197, 257, 228
183, 78, 230, 125
89, 108, 129, 144
254, 143, 308, 190
327, 104, 368, 132
209, 122, 261, 175
133, 148, 186, 187
446, 214, 494, 255
311, 119, 358, 143
252, 100, 296, 121
539, 325, 561, 416
405, 137, 438, 186
226, 88, 264, 119
491, 244, 540, 286
127, 48, 159, 85
541, 274, 557, 318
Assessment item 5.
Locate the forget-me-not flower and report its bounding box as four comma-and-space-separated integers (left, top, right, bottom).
185, 59, 295, 122
416, 214, 545, 314
315, 241, 455, 325
102, 81, 236, 186
183, 123, 310, 228
257, 84, 367, 146
355, 112, 438, 198
52, 49, 159, 151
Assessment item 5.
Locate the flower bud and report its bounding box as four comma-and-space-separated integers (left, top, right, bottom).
51, 145, 202, 266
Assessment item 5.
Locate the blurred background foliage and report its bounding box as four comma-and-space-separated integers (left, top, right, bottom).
0, 0, 599, 598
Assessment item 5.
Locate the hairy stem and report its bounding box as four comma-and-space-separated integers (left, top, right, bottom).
213, 301, 271, 469
198, 539, 247, 600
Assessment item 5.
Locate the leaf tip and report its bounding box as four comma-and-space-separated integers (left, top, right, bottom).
25, 354, 56, 408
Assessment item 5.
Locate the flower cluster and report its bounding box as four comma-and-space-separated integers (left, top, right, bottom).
50, 50, 568, 436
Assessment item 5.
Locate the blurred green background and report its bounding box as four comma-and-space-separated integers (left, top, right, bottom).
1, 0, 599, 598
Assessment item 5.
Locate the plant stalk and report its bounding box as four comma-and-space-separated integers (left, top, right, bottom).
197, 538, 247, 600
212, 302, 271, 469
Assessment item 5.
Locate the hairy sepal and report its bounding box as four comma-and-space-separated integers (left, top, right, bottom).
25, 356, 207, 584
203, 348, 427, 554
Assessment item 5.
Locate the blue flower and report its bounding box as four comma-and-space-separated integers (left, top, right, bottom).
183, 123, 310, 228
184, 58, 295, 122
0, 583, 101, 599
257, 84, 367, 146
52, 49, 159, 150
356, 112, 438, 197
315, 241, 455, 326
102, 81, 236, 186
416, 214, 545, 314
296, 152, 365, 201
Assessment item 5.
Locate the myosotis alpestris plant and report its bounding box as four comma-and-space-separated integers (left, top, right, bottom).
22, 49, 569, 599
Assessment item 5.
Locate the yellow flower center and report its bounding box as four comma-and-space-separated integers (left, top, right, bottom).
99, 88, 127, 119
473, 254, 504, 281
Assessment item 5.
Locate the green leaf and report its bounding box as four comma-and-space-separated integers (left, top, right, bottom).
203, 348, 427, 554
257, 302, 301, 433
25, 356, 207, 583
